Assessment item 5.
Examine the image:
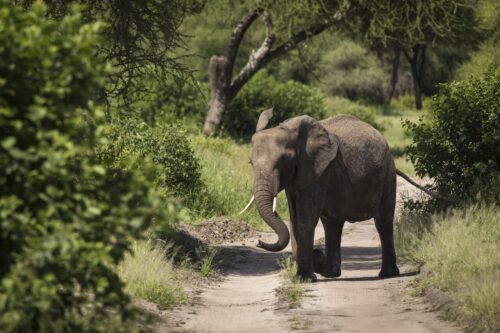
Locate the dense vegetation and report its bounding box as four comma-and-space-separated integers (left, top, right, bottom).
0, 0, 498, 331
0, 3, 176, 331
405, 68, 500, 203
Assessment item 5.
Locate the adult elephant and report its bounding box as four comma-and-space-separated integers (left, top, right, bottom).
242, 109, 443, 282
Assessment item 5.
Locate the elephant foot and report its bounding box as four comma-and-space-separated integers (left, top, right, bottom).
296, 271, 318, 283
320, 267, 341, 278
379, 264, 400, 278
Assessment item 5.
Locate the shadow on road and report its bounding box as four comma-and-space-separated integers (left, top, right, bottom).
215, 242, 417, 281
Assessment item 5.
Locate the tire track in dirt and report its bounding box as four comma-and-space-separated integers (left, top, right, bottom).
160, 177, 460, 333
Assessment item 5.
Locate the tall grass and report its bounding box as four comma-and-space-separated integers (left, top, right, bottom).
396, 205, 500, 331
118, 241, 187, 308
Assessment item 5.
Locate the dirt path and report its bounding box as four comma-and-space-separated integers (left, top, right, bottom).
162, 178, 459, 333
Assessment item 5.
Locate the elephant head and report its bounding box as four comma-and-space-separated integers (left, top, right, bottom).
248, 109, 338, 252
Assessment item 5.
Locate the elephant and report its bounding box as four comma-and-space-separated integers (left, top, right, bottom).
242, 109, 444, 282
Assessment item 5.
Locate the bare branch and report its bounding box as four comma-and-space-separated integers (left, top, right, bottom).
224, 10, 261, 81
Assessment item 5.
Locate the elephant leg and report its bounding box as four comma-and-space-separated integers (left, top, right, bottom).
375, 196, 400, 278
293, 218, 318, 282
319, 218, 345, 278
285, 191, 298, 261
290, 192, 322, 282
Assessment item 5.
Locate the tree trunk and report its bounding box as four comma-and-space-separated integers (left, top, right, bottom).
404, 44, 426, 110
203, 56, 229, 136
384, 46, 401, 109
201, 9, 335, 136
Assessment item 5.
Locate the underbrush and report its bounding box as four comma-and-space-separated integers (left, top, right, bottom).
396, 205, 500, 331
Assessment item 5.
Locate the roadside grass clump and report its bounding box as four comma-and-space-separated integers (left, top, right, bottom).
118, 241, 187, 308
396, 205, 500, 331
195, 245, 219, 277
276, 257, 305, 307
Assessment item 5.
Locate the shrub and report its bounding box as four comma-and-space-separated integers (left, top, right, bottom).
318, 40, 387, 105
0, 3, 174, 331
389, 94, 432, 112
103, 118, 223, 217
454, 40, 500, 81
404, 68, 500, 202
324, 96, 385, 131
223, 71, 327, 140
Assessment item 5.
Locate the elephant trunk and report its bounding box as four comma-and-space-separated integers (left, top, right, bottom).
254, 178, 290, 252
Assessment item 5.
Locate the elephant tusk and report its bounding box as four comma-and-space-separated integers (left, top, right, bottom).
238, 195, 255, 215
273, 196, 277, 213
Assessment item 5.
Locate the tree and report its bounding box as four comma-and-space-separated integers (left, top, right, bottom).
202, 1, 344, 136
360, 0, 479, 109
13, 0, 204, 98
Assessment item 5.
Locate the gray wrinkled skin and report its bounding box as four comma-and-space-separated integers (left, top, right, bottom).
250, 114, 400, 282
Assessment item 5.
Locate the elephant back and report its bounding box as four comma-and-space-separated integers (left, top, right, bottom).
320, 115, 391, 185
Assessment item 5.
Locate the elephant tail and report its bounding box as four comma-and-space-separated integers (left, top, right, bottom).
395, 169, 458, 203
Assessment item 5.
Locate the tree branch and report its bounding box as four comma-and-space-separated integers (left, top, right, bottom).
229, 21, 332, 99
224, 10, 261, 82
228, 12, 276, 99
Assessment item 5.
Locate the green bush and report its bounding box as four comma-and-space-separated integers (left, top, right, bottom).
0, 3, 174, 331
318, 40, 387, 105
103, 118, 224, 217
404, 68, 500, 202
454, 40, 500, 81
324, 96, 385, 131
223, 71, 327, 140
389, 94, 432, 113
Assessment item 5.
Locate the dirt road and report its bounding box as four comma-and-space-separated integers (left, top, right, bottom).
162, 178, 459, 333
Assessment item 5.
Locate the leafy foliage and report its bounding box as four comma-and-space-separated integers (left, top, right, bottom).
223, 71, 326, 139
325, 97, 385, 131
358, 0, 479, 47
14, 0, 205, 97
0, 3, 174, 331
404, 68, 500, 202
112, 71, 209, 125
318, 40, 387, 104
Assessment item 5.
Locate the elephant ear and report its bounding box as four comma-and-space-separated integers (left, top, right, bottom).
256, 108, 273, 132
289, 116, 338, 188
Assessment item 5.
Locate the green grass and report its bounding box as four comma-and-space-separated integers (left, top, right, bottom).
194, 245, 219, 277
118, 241, 187, 308
396, 205, 500, 331
276, 256, 305, 307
